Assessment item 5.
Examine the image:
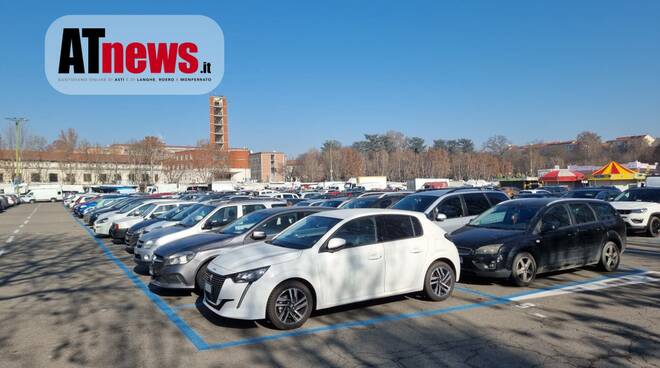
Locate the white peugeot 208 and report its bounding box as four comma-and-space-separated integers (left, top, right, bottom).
203, 209, 460, 330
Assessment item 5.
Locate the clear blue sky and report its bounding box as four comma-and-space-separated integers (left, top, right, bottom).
1, 1, 659, 155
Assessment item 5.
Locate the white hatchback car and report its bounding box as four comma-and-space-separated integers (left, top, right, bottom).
203, 209, 460, 329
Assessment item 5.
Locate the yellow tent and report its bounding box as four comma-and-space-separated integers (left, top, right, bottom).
590, 161, 646, 183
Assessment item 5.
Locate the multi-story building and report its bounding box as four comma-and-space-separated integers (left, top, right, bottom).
209, 96, 229, 149
249, 151, 286, 183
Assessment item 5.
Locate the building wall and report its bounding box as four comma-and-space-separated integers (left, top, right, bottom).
209, 96, 229, 149
249, 152, 286, 183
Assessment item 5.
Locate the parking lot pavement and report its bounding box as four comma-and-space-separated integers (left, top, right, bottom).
1, 203, 660, 367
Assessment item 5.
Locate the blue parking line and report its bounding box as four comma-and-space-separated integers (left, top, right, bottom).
70, 212, 210, 350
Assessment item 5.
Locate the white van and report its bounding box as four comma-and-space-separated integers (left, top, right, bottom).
21, 187, 63, 203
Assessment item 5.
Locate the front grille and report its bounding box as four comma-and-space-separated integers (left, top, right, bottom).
204, 270, 226, 305
617, 209, 631, 215
457, 247, 474, 256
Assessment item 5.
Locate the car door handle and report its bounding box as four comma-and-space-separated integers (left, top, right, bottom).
367, 254, 382, 260
410, 248, 423, 254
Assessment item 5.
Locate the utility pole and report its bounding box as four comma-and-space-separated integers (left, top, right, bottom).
329, 144, 334, 181
5, 117, 28, 186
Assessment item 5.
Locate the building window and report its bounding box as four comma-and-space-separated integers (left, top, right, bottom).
83, 173, 92, 182
99, 174, 108, 183
66, 174, 75, 183
31, 173, 41, 182
142, 174, 150, 182
128, 174, 135, 182
114, 174, 122, 183
48, 173, 58, 183
154, 174, 159, 183
0, 173, 4, 182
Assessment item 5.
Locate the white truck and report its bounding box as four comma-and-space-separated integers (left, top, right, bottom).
211, 181, 235, 192
21, 186, 63, 203
406, 178, 450, 191
345, 176, 388, 191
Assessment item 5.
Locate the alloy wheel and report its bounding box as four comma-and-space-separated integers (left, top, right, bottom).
603, 243, 619, 270
429, 265, 453, 297
275, 288, 308, 325
515, 256, 535, 283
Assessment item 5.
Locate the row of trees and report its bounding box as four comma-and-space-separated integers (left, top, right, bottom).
291, 131, 659, 182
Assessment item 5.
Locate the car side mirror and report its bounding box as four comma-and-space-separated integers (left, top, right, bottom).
251, 230, 267, 240
203, 220, 218, 230
327, 237, 346, 250
540, 222, 557, 233
436, 213, 448, 222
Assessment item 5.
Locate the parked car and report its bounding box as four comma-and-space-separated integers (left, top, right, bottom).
339, 192, 411, 209
124, 203, 200, 252
109, 201, 195, 243
610, 187, 660, 237
84, 196, 143, 225
540, 186, 568, 197
391, 188, 509, 233
451, 198, 626, 286
150, 207, 332, 291
516, 193, 554, 199
309, 198, 348, 208
203, 209, 460, 330
563, 187, 621, 201
134, 200, 284, 266
93, 199, 166, 236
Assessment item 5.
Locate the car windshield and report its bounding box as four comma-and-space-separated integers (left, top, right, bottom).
130, 203, 156, 217
118, 200, 145, 214
270, 216, 341, 249
564, 190, 599, 198
171, 204, 202, 221
615, 189, 660, 203
469, 202, 544, 230
220, 211, 272, 235
341, 197, 377, 208
392, 195, 437, 212
179, 205, 215, 227
157, 204, 192, 220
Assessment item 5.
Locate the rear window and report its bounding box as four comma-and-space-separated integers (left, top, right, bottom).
463, 193, 491, 216
591, 202, 618, 222
392, 195, 437, 212
569, 203, 596, 224
486, 192, 508, 205
376, 215, 416, 242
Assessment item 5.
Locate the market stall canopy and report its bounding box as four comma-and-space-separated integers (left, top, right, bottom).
590, 161, 645, 181
540, 169, 586, 183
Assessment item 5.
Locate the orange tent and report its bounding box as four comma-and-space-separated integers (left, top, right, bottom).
590, 161, 645, 182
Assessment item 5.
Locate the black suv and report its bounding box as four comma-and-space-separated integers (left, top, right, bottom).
450, 198, 626, 286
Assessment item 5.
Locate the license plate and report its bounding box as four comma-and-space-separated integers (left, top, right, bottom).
460, 256, 463, 264
204, 283, 212, 293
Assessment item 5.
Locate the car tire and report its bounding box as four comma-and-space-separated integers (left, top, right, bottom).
599, 241, 620, 272
510, 252, 537, 287
266, 280, 313, 330
647, 216, 660, 238
194, 261, 211, 294
423, 260, 455, 301
50, 198, 56, 202
30, 199, 35, 204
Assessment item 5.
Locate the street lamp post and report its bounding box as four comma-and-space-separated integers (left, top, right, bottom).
5, 117, 28, 188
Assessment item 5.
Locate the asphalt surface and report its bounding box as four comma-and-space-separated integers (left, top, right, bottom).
1, 202, 659, 368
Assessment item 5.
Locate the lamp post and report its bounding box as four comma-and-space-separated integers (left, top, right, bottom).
5, 117, 28, 188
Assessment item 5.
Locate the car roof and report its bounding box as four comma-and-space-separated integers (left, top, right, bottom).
506, 198, 609, 206
311, 208, 426, 219
251, 206, 333, 216
411, 188, 500, 197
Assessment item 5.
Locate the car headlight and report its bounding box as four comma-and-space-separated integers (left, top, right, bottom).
164, 251, 195, 266
475, 244, 503, 255
231, 266, 270, 283
143, 239, 155, 249
98, 218, 108, 224
630, 208, 648, 214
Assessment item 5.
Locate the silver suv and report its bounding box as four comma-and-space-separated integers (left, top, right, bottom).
391, 188, 509, 233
